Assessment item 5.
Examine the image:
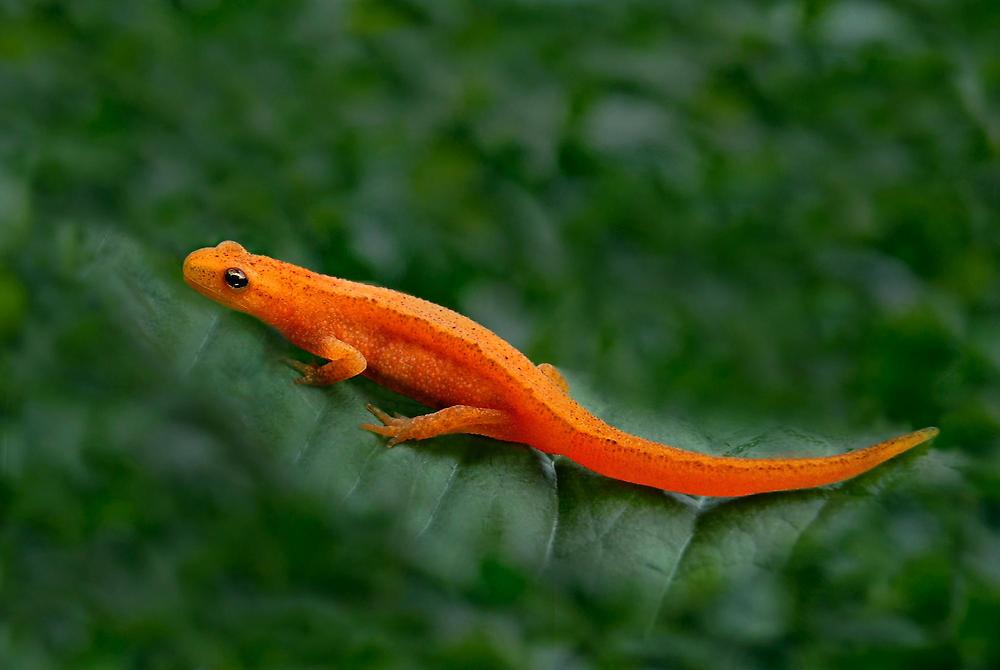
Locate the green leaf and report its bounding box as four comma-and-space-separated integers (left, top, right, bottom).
89, 229, 956, 633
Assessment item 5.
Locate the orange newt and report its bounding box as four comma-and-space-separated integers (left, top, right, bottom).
183, 241, 938, 497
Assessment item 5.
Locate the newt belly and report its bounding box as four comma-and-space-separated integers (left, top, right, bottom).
183, 241, 938, 497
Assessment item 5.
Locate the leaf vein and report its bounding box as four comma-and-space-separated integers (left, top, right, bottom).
186, 312, 220, 375
539, 454, 560, 573
648, 512, 699, 632
294, 399, 334, 464
343, 443, 382, 501
417, 460, 460, 538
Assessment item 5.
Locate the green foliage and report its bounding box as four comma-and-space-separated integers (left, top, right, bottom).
2, 0, 999, 668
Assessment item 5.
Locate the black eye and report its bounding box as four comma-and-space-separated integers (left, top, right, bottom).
224, 268, 248, 289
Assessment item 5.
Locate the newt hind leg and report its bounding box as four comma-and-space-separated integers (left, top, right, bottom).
361, 404, 516, 446
538, 363, 570, 393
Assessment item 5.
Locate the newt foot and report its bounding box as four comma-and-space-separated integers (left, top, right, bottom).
360, 403, 418, 447
281, 357, 325, 386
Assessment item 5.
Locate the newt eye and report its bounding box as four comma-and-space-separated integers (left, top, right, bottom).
224, 268, 249, 289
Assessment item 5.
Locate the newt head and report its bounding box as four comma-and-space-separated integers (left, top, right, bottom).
183, 240, 268, 316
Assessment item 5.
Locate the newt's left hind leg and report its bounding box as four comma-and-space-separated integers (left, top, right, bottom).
361, 404, 516, 447
538, 363, 570, 393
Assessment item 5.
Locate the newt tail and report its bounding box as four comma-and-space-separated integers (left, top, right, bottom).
183, 241, 939, 498
536, 418, 938, 497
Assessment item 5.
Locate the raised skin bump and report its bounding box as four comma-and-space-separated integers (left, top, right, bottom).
183, 241, 940, 497
538, 363, 570, 394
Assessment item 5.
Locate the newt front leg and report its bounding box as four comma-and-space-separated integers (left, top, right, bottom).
284, 336, 366, 386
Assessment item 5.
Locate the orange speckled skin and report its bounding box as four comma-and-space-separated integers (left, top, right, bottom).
184, 241, 939, 497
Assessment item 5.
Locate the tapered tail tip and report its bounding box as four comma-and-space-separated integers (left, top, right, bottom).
916, 427, 940, 441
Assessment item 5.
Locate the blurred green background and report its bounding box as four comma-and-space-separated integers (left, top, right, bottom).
2, 1, 999, 668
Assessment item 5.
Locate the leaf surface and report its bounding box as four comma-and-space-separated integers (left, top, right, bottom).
92, 231, 947, 628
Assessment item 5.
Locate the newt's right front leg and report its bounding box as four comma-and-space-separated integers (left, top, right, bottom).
284, 336, 367, 386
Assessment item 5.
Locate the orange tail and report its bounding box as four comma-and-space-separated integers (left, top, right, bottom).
555, 426, 939, 497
